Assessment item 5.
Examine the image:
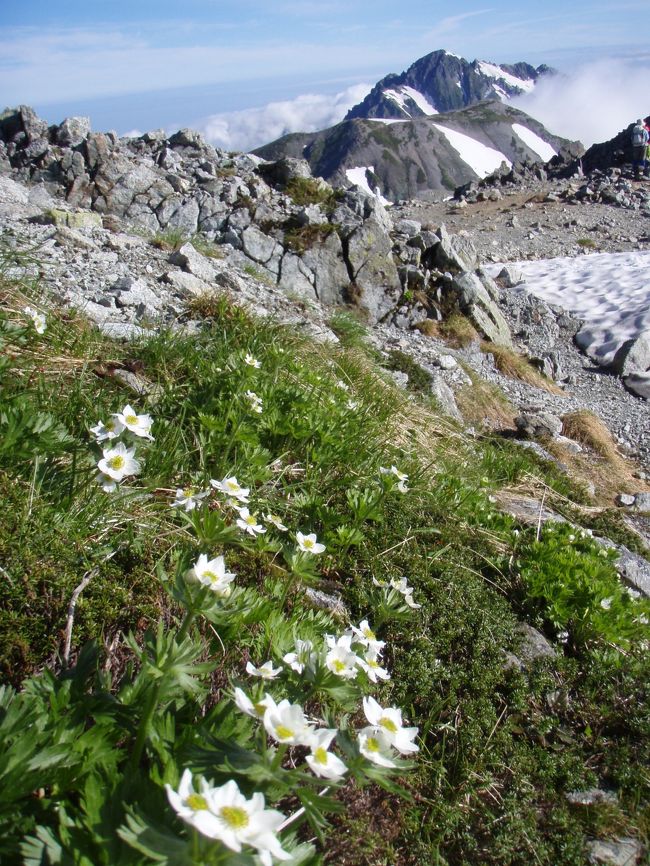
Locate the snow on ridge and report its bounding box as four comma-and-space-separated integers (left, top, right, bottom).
432, 124, 511, 178
367, 118, 408, 125
511, 123, 557, 162
383, 88, 410, 115
401, 86, 438, 115
477, 61, 535, 94
345, 166, 391, 206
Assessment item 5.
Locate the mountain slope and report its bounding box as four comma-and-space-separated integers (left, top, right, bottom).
345, 49, 554, 121
254, 101, 576, 202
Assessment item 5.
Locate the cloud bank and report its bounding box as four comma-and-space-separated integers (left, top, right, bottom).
512, 59, 650, 147
195, 83, 371, 152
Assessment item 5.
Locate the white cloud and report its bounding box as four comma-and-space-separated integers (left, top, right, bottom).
196, 83, 371, 152
512, 59, 649, 147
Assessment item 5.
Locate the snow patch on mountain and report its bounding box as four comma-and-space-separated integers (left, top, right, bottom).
511, 123, 557, 161
345, 166, 391, 206
477, 61, 536, 94
432, 125, 511, 178
401, 86, 438, 115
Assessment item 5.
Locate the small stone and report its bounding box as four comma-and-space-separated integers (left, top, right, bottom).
586, 837, 644, 865
616, 493, 636, 507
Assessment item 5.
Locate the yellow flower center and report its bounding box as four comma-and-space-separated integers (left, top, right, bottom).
314, 747, 328, 764
183, 488, 195, 497
275, 725, 294, 740
253, 702, 267, 716
203, 570, 218, 583
219, 806, 250, 829
303, 539, 314, 549
333, 659, 346, 672
245, 515, 256, 525
366, 736, 380, 752
226, 481, 239, 491
363, 627, 376, 640
379, 716, 398, 733
186, 793, 208, 811
108, 455, 125, 470
125, 414, 138, 425
367, 659, 379, 669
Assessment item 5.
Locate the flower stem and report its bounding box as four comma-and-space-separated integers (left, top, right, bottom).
129, 680, 161, 770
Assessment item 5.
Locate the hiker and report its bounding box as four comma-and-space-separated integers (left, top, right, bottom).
645, 116, 650, 177
631, 118, 649, 179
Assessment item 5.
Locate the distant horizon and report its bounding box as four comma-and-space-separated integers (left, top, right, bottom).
1, 0, 648, 151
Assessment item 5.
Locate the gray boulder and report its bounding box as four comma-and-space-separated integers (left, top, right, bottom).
345, 217, 402, 322
170, 242, 216, 282
611, 330, 650, 376
448, 271, 512, 346
56, 117, 91, 148
623, 373, 650, 400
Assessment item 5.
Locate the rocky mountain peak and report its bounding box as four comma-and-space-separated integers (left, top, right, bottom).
345, 49, 554, 121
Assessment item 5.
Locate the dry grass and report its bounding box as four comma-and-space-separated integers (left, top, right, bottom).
414, 312, 479, 347
483, 343, 565, 395
454, 369, 517, 430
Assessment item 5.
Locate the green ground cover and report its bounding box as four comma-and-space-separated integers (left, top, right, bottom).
0, 244, 648, 865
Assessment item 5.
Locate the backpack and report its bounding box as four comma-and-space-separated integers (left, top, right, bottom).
632, 124, 646, 146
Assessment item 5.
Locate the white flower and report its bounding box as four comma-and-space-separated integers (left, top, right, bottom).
265, 513, 288, 532
23, 305, 46, 334
90, 417, 124, 442
380, 465, 409, 493
165, 769, 224, 839
244, 353, 261, 368
171, 487, 210, 512
389, 577, 421, 609
296, 531, 326, 555
346, 399, 358, 411
176, 776, 290, 864
233, 688, 277, 719
113, 404, 154, 440
97, 442, 141, 482
557, 630, 569, 644
210, 475, 250, 502
263, 698, 315, 746
350, 619, 385, 654
600, 597, 613, 610
246, 660, 283, 680
371, 576, 388, 588
96, 472, 118, 493
357, 727, 397, 768
236, 507, 266, 536
325, 642, 360, 680
335, 379, 349, 391
362, 696, 419, 755
305, 729, 348, 781
245, 390, 263, 413
635, 614, 649, 625
186, 554, 236, 597
627, 588, 641, 600
358, 649, 391, 683
282, 639, 316, 674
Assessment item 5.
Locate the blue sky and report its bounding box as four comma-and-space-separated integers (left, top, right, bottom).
1, 1, 648, 148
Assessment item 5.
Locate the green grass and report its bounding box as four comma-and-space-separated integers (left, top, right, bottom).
1, 239, 649, 866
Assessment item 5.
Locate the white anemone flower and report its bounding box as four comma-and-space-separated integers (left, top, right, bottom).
390, 576, 422, 609
305, 729, 348, 781
362, 696, 419, 755
113, 404, 154, 440
23, 305, 46, 334
90, 417, 124, 442
97, 442, 141, 482
325, 641, 360, 680
210, 475, 250, 502
357, 727, 397, 768
380, 465, 409, 492
282, 638, 316, 674
600, 597, 613, 610
171, 487, 210, 512
186, 554, 236, 597
244, 353, 262, 368
265, 513, 288, 532
236, 507, 266, 536
205, 779, 291, 863
296, 531, 326, 555
263, 698, 315, 746
246, 660, 283, 680
233, 688, 277, 720
165, 769, 224, 839
359, 649, 391, 683
245, 390, 263, 413
96, 472, 118, 493
349, 620, 385, 654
